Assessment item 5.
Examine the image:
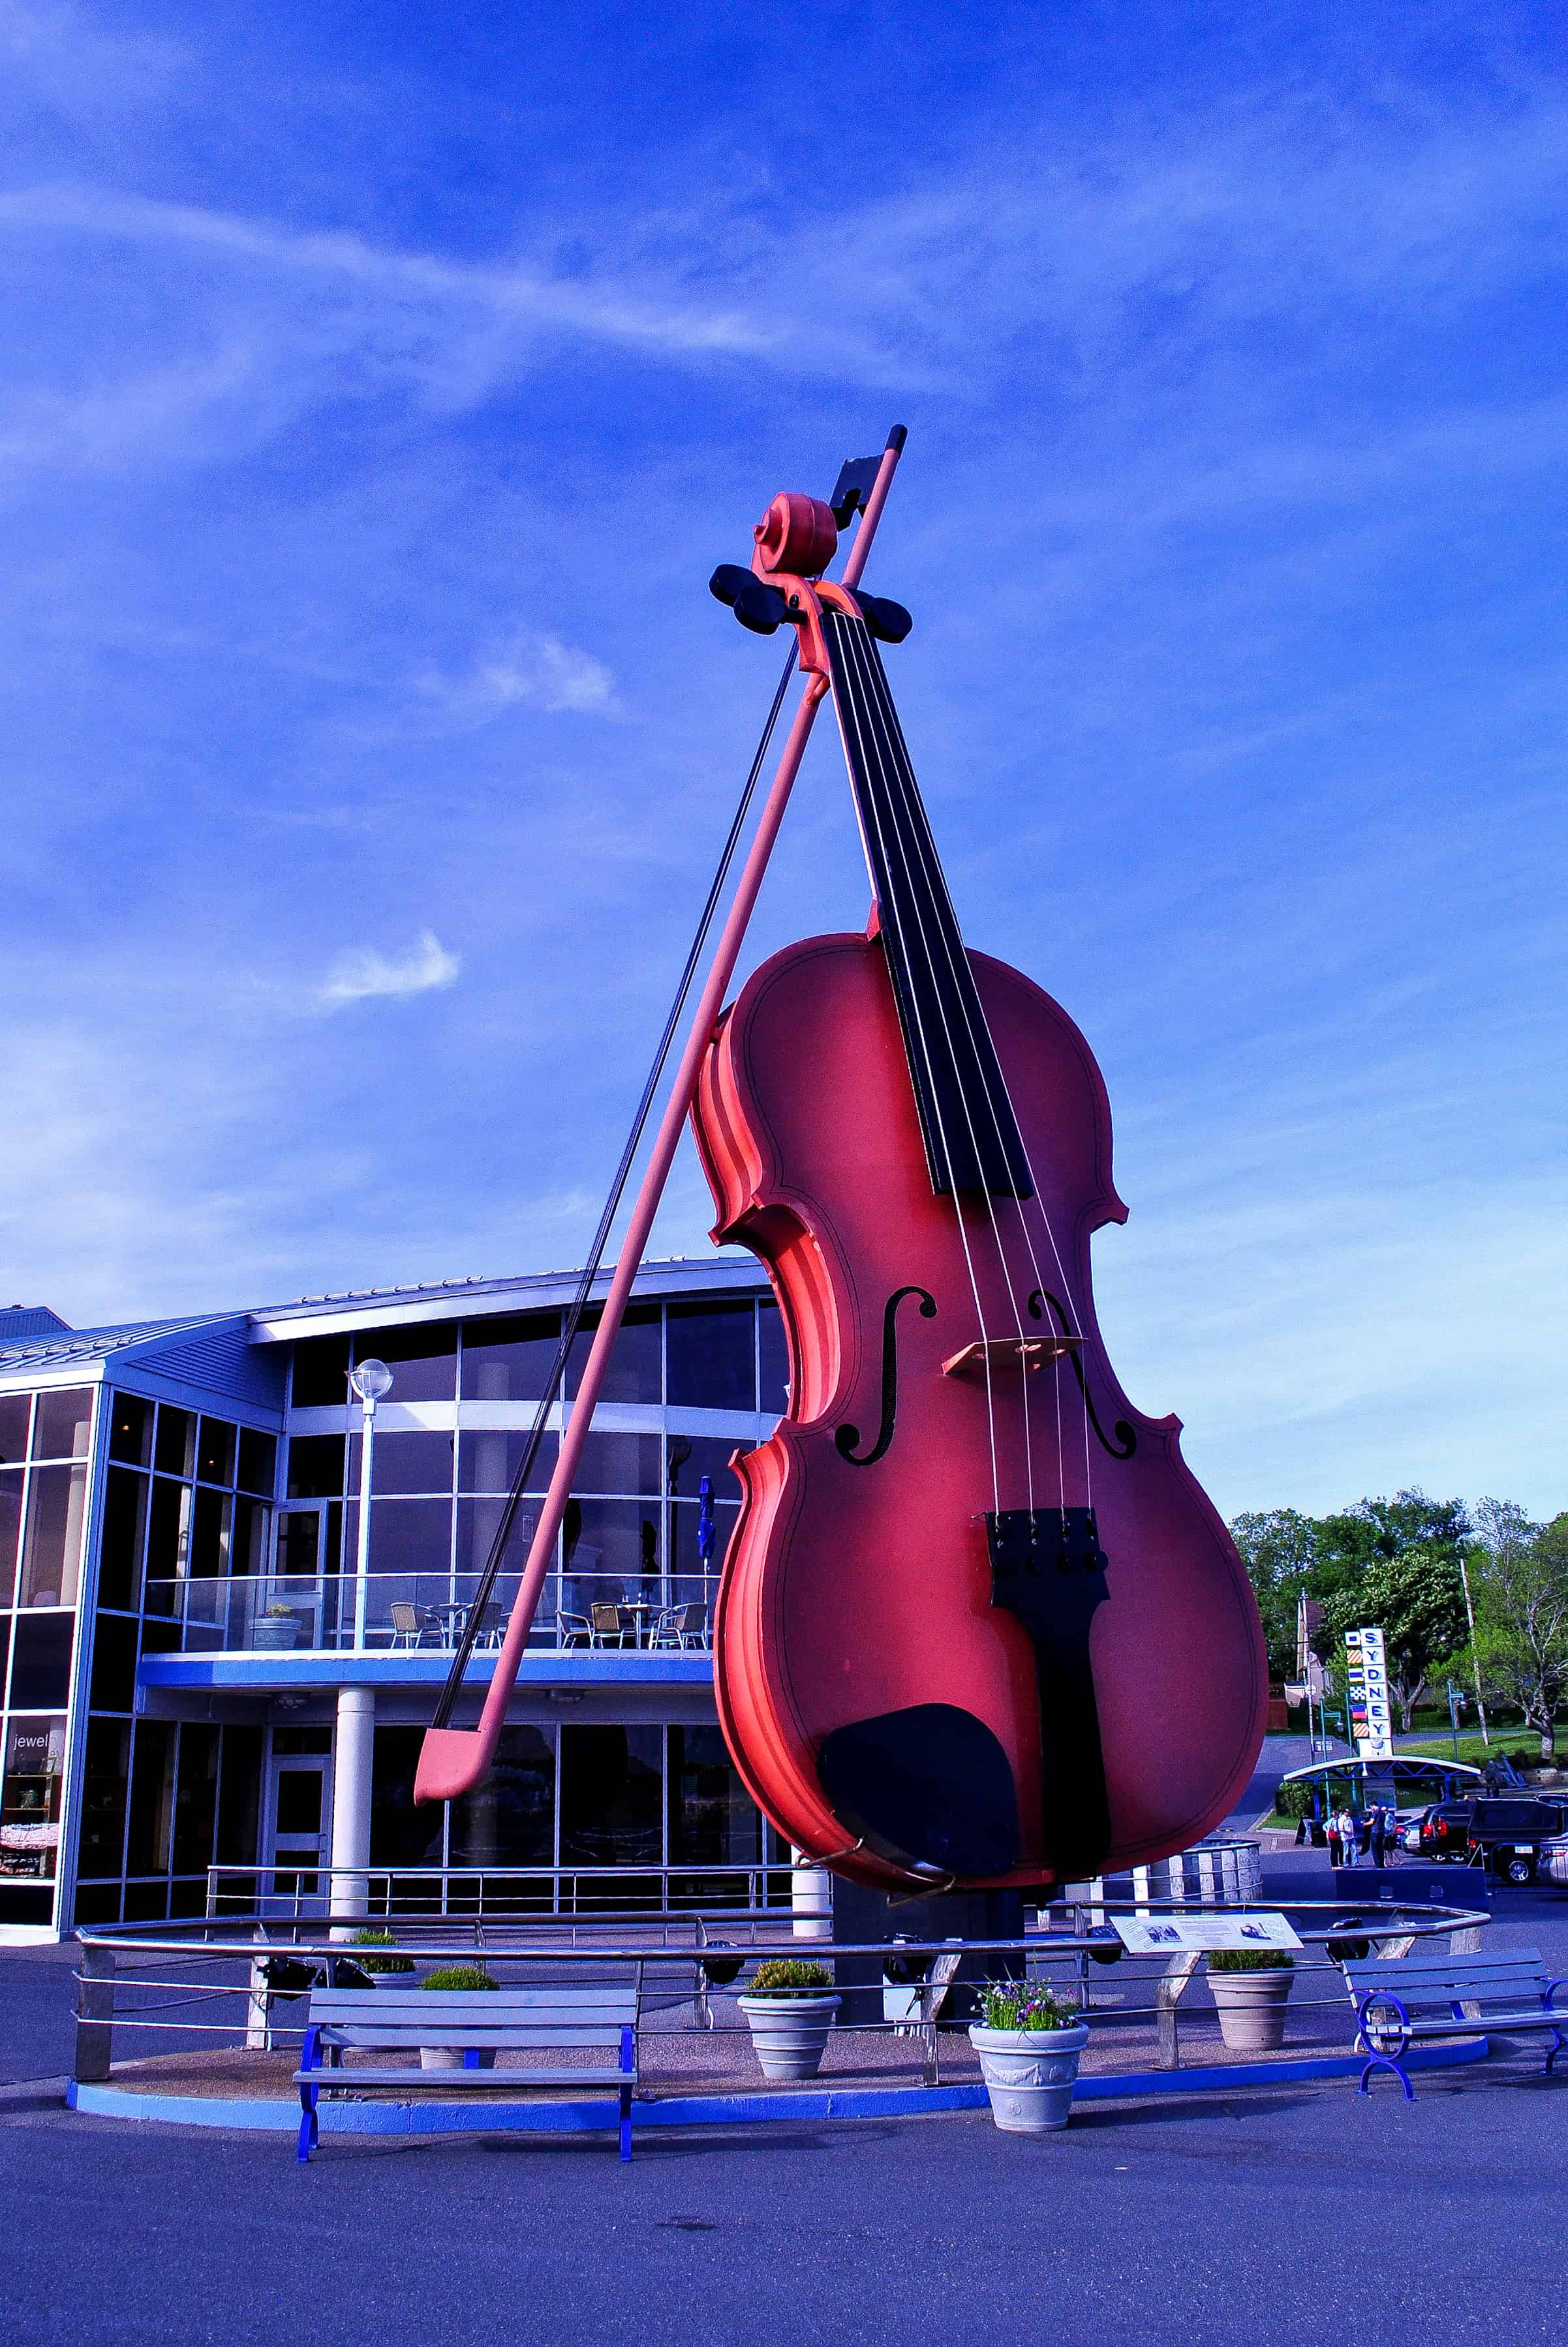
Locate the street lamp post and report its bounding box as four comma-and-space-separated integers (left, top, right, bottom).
347, 1360, 393, 1649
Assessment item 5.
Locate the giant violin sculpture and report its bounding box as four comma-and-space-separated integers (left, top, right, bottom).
416, 427, 1266, 1891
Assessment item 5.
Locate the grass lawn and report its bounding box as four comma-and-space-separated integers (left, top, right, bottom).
1398, 1730, 1553, 1769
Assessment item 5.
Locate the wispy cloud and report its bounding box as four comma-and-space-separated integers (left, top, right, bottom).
316, 929, 459, 1009
416, 629, 621, 726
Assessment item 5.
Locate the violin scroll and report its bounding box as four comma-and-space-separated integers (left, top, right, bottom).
753, 491, 838, 578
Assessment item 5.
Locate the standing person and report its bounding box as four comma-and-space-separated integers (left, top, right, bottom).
1339, 1807, 1359, 1867
1369, 1805, 1388, 1868
1326, 1811, 1343, 1867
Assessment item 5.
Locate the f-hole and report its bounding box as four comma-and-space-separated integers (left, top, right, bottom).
836, 1285, 936, 1467
1027, 1289, 1137, 1461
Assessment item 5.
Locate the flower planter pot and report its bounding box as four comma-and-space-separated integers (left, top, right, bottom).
1208, 1968, 1293, 2052
969, 2023, 1090, 2134
419, 2047, 496, 2071
737, 1993, 840, 2080
253, 1617, 299, 1651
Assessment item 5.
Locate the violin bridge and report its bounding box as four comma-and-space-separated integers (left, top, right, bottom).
942, 1334, 1081, 1378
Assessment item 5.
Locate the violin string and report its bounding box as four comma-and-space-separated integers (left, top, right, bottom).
870, 651, 1095, 1515
840, 617, 1043, 1514
835, 614, 1035, 1512
846, 617, 1086, 1515
825, 614, 1003, 1514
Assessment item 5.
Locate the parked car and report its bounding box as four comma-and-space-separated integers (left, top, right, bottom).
1537, 1831, 1568, 1889
1465, 1797, 1567, 1885
1417, 1802, 1481, 1861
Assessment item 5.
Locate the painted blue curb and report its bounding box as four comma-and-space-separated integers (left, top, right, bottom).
65, 2037, 1486, 2137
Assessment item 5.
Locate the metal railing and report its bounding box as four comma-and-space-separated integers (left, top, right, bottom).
72, 1894, 1491, 2096
205, 1861, 797, 1921
144, 1573, 715, 1656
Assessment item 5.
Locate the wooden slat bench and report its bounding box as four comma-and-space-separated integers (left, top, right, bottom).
294, 1986, 639, 2162
1344, 1948, 1565, 2099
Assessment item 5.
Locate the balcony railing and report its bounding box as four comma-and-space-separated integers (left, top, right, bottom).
142, 1573, 715, 1656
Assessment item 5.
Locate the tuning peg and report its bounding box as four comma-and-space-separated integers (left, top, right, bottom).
709, 565, 791, 636
857, 593, 912, 645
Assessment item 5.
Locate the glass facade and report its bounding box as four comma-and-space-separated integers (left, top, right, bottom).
0, 1270, 786, 1931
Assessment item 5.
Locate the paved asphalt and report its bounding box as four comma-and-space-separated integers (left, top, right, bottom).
3, 1842, 1568, 2343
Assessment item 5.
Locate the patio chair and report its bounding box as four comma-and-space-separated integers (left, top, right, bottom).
469, 1602, 504, 1649
386, 1602, 438, 1650
559, 1609, 593, 1649
589, 1602, 635, 1649
650, 1602, 708, 1651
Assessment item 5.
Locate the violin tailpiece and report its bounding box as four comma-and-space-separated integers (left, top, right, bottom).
987, 1507, 1113, 1880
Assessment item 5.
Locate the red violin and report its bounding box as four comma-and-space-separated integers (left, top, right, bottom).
692, 476, 1267, 1893
416, 429, 1266, 1885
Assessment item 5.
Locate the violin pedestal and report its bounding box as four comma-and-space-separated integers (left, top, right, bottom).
831, 1877, 1026, 2025
969, 2023, 1090, 2134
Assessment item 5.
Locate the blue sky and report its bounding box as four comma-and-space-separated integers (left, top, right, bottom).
1, 1, 1563, 1521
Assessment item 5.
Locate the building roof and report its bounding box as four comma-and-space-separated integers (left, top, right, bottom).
0, 1305, 71, 1343
0, 1256, 770, 1386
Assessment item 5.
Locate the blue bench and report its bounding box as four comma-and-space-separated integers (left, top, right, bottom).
294, 1985, 639, 2161
1344, 1948, 1565, 2099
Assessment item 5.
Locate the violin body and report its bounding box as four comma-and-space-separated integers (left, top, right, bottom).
694, 925, 1267, 1892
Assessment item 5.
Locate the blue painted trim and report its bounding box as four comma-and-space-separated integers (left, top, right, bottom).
65, 2037, 1488, 2137
138, 1651, 713, 1690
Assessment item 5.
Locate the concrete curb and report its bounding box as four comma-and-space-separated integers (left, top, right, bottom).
65, 2038, 1488, 2137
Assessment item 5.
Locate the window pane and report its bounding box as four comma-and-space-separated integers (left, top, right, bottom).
0, 1395, 30, 1467
290, 1337, 349, 1408
31, 1388, 91, 1460
10, 1613, 74, 1708
1, 1717, 65, 1881
668, 1725, 763, 1867
568, 1304, 661, 1404
20, 1463, 87, 1606
97, 1469, 147, 1611
664, 1435, 751, 1499
366, 1499, 452, 1576
666, 1301, 755, 1410
153, 1406, 195, 1478
232, 1497, 271, 1576
236, 1429, 277, 1495
759, 1298, 789, 1415
89, 1614, 138, 1713
196, 1418, 236, 1487
450, 1725, 555, 1868
286, 1435, 344, 1499
559, 1725, 662, 1868
189, 1487, 232, 1576
145, 1478, 191, 1579
126, 1722, 175, 1876
80, 1719, 131, 1879
574, 1432, 661, 1497
0, 1467, 21, 1606
352, 1324, 457, 1403
562, 1498, 662, 1606
216, 1726, 262, 1865
455, 1497, 548, 1581
348, 1429, 453, 1497
369, 1727, 443, 1867
108, 1393, 153, 1467
456, 1429, 559, 1494
173, 1724, 221, 1876
461, 1313, 561, 1401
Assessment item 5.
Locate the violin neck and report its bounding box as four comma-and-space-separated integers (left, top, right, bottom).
822, 608, 1034, 1200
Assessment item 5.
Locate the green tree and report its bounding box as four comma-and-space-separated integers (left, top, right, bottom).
1316, 1546, 1469, 1730
1227, 1509, 1318, 1680
1458, 1500, 1568, 1761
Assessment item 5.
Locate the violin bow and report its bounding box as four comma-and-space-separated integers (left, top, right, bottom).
415, 424, 908, 1804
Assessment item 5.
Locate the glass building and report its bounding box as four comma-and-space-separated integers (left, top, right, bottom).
0, 1260, 788, 1938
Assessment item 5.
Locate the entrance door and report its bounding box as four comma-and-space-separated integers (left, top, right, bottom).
263, 1737, 333, 1914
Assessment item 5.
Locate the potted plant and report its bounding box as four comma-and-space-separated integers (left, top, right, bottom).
969, 1982, 1090, 2134
418, 1963, 499, 2070
1207, 1948, 1295, 2051
254, 1605, 300, 1651
737, 1959, 839, 2079
351, 1930, 414, 1978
